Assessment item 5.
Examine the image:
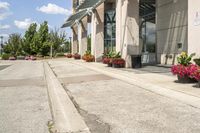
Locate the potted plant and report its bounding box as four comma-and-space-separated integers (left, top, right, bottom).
112, 58, 125, 68
73, 53, 81, 60
85, 55, 95, 62
171, 52, 196, 83
102, 51, 116, 67
82, 51, 91, 61
66, 53, 73, 58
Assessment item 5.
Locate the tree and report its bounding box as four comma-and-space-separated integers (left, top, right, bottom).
38, 21, 50, 56
3, 34, 23, 56
23, 23, 37, 55
48, 28, 67, 55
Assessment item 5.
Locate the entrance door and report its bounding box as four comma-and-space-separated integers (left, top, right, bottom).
139, 0, 156, 64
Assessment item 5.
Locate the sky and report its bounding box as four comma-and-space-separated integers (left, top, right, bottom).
0, 0, 72, 42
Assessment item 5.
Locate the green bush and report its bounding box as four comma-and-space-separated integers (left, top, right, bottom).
55, 53, 64, 57
194, 58, 200, 66
17, 56, 25, 60
2, 53, 10, 60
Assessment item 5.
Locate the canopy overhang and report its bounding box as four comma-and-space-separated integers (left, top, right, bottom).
61, 0, 105, 28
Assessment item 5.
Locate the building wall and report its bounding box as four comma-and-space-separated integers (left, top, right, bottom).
188, 0, 200, 58
156, 0, 188, 65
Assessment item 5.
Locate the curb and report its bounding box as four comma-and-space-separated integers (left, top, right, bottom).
44, 62, 90, 133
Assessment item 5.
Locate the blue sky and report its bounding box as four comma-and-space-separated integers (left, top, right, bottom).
0, 0, 72, 41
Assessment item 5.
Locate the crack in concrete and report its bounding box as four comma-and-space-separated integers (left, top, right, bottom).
62, 84, 111, 133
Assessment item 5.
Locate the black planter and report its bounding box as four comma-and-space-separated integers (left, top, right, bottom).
197, 80, 200, 88
112, 64, 125, 68
177, 75, 197, 83
107, 63, 112, 67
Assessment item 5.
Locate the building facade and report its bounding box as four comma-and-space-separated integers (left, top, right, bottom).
62, 0, 200, 67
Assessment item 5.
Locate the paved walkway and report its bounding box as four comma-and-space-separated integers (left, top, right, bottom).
0, 61, 51, 133
49, 59, 200, 133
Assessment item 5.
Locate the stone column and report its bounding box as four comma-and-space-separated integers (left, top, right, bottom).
78, 16, 88, 56
91, 11, 96, 56
116, 0, 122, 53
91, 3, 105, 62
188, 0, 200, 58
72, 25, 78, 54
121, 0, 139, 67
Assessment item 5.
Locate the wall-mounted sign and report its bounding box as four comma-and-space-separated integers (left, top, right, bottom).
194, 11, 200, 26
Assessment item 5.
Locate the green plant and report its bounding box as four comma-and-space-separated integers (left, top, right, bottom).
177, 52, 195, 66
2, 53, 10, 60
55, 53, 64, 57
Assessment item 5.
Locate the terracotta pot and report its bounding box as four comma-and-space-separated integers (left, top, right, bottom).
177, 75, 197, 83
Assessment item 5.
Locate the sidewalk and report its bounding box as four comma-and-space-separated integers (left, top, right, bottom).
48, 59, 200, 133
71, 60, 200, 108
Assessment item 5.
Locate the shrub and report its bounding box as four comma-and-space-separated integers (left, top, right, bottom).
17, 56, 25, 60
55, 53, 64, 57
9, 56, 16, 60
2, 53, 10, 60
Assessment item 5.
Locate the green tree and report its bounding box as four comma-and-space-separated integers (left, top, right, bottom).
38, 21, 50, 56
3, 34, 23, 56
48, 28, 67, 56
23, 23, 37, 55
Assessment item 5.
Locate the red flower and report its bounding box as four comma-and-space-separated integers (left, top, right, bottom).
171, 64, 199, 79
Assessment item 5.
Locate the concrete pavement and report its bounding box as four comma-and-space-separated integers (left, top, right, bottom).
49, 59, 200, 133
0, 61, 51, 133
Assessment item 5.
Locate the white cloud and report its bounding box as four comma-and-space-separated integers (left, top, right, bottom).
0, 2, 10, 10
0, 2, 12, 20
14, 18, 37, 29
0, 24, 10, 29
36, 3, 71, 15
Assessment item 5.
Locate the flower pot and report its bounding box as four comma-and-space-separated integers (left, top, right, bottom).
177, 75, 197, 83
112, 64, 125, 68
197, 80, 200, 88
107, 63, 112, 67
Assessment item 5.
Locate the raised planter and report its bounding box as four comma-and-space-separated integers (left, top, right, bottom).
177, 75, 197, 83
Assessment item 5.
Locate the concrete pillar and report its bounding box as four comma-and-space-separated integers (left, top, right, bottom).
188, 0, 200, 58
121, 0, 139, 67
78, 17, 88, 56
91, 3, 105, 62
72, 26, 78, 54
91, 11, 96, 56
116, 0, 122, 53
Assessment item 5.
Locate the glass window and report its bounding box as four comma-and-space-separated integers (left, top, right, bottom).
104, 10, 116, 53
